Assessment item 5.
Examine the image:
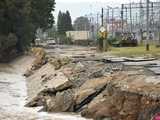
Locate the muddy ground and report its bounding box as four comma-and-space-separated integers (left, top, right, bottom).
24, 45, 160, 120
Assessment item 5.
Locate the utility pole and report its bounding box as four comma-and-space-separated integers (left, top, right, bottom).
125, 7, 128, 32
107, 8, 110, 25
98, 8, 108, 52
121, 4, 124, 33
112, 8, 114, 37
136, 12, 138, 30
101, 8, 106, 51
97, 8, 104, 51
146, 0, 150, 51
140, 0, 143, 44
129, 2, 133, 33
96, 13, 99, 34
101, 8, 104, 26
106, 8, 110, 31
151, 2, 154, 32
158, 10, 160, 45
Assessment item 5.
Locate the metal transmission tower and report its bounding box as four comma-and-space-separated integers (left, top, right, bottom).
125, 7, 128, 32
121, 4, 124, 33
121, 1, 160, 45
83, 0, 160, 45
130, 3, 133, 33
105, 6, 120, 37
140, 0, 144, 44
159, 9, 160, 45
146, 0, 150, 51
150, 2, 154, 32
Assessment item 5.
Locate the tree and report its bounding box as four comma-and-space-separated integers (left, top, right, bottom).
46, 25, 57, 39
29, 0, 55, 31
0, 0, 29, 52
0, 0, 55, 56
57, 11, 64, 35
74, 16, 90, 31
66, 11, 73, 31
57, 10, 73, 35
26, 0, 55, 46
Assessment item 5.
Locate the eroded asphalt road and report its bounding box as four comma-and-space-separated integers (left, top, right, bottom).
0, 56, 89, 120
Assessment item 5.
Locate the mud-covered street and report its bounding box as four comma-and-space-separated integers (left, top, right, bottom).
0, 55, 88, 120
1, 45, 160, 120
24, 46, 160, 120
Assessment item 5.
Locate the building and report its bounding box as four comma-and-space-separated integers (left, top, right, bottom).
66, 31, 92, 45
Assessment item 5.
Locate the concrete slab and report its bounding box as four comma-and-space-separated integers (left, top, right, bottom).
123, 60, 160, 66
102, 57, 127, 63
124, 57, 156, 62
148, 67, 160, 75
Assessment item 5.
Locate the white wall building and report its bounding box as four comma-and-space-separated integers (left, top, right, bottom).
66, 31, 91, 42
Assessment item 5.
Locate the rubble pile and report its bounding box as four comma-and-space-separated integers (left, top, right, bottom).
25, 48, 160, 120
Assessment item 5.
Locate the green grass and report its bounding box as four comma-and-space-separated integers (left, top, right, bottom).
108, 45, 160, 57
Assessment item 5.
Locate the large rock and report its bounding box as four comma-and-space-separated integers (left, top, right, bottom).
44, 72, 72, 91
81, 72, 160, 120
69, 61, 107, 88
26, 63, 72, 107
31, 47, 47, 70
46, 89, 75, 112
48, 57, 71, 70
81, 86, 141, 120
74, 76, 112, 111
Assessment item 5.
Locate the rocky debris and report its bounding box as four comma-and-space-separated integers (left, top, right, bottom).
81, 72, 160, 120
46, 89, 75, 112
26, 63, 55, 100
148, 67, 160, 75
67, 61, 107, 88
25, 47, 160, 120
81, 86, 141, 120
102, 57, 156, 63
123, 60, 160, 66
124, 57, 156, 62
26, 63, 72, 107
48, 57, 71, 70
45, 75, 112, 113
43, 72, 72, 91
31, 48, 47, 70
72, 58, 101, 63
24, 48, 47, 77
74, 76, 112, 111
145, 63, 160, 67
102, 57, 127, 63
26, 56, 116, 110
104, 63, 124, 73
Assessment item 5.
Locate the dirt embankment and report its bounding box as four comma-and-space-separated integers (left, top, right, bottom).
24, 47, 160, 120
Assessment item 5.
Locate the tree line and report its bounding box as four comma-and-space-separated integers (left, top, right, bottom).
0, 0, 55, 57
57, 11, 73, 35
57, 11, 91, 36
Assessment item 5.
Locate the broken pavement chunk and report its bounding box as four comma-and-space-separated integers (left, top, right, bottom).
74, 76, 112, 111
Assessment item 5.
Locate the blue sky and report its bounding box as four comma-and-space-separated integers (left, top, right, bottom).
54, 0, 157, 23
